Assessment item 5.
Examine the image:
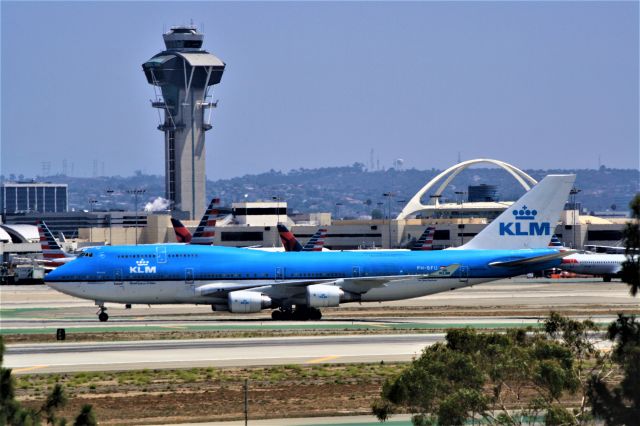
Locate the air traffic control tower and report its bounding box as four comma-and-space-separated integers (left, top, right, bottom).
142, 26, 225, 220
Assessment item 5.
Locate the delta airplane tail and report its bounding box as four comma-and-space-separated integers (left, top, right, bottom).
412, 226, 435, 250
459, 174, 576, 250
171, 218, 192, 243
277, 224, 304, 252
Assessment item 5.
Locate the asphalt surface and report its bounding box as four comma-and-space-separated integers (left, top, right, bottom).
5, 334, 444, 374
1, 278, 636, 375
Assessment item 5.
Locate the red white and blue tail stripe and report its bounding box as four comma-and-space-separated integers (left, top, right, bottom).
38, 221, 75, 267
302, 228, 327, 252
190, 198, 220, 245
412, 226, 436, 250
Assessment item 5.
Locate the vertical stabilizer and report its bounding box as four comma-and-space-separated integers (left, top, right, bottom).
459, 174, 575, 250
38, 221, 72, 265
191, 198, 220, 245
171, 218, 193, 243
412, 226, 436, 250
302, 228, 328, 251
277, 224, 304, 252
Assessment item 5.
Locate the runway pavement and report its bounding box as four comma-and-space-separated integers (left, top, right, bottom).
4, 334, 443, 374
1, 278, 637, 320
1, 278, 635, 375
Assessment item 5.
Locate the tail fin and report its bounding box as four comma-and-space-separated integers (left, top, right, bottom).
38, 221, 70, 264
171, 218, 193, 243
412, 226, 435, 250
549, 234, 563, 248
277, 224, 304, 252
459, 174, 576, 250
302, 228, 327, 251
191, 198, 220, 245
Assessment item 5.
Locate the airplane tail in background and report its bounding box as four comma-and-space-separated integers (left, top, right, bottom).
412, 226, 435, 250
277, 224, 304, 252
191, 198, 220, 245
459, 174, 576, 250
38, 221, 72, 265
302, 228, 327, 251
549, 234, 566, 249
171, 218, 193, 243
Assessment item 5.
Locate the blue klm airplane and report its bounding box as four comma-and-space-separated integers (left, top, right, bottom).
46, 175, 575, 321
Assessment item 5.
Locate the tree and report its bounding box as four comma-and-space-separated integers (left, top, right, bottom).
373, 327, 583, 425
73, 405, 97, 426
587, 314, 640, 424
620, 194, 640, 296
0, 336, 93, 426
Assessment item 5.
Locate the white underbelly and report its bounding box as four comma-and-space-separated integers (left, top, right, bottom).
360, 277, 495, 302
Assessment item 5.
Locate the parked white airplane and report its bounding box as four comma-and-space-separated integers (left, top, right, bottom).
559, 253, 628, 281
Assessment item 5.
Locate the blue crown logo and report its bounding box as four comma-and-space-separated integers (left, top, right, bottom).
512, 206, 537, 220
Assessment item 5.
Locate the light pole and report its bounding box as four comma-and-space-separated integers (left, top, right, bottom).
335, 202, 343, 221
127, 189, 146, 245
429, 194, 442, 219
570, 187, 581, 249
454, 191, 466, 246
88, 199, 98, 243
105, 189, 114, 245
272, 196, 280, 225
383, 192, 393, 248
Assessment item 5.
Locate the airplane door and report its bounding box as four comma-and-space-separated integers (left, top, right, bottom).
275, 267, 284, 282
352, 266, 360, 278
458, 266, 469, 283
185, 268, 194, 285
114, 269, 123, 285
156, 246, 167, 264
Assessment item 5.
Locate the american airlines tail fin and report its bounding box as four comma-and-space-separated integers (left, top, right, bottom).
459, 174, 576, 250
277, 224, 304, 252
302, 228, 328, 251
412, 226, 436, 250
38, 221, 74, 265
191, 198, 220, 245
548, 234, 569, 251
171, 218, 193, 243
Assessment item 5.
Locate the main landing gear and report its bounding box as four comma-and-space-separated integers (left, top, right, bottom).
271, 306, 322, 321
96, 303, 109, 322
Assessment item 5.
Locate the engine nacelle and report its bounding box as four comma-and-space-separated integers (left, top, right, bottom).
228, 291, 271, 313
306, 284, 343, 308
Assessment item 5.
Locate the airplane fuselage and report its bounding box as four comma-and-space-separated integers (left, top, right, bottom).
46, 244, 562, 306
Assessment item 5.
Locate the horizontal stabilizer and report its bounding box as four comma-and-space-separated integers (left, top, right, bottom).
489, 250, 575, 268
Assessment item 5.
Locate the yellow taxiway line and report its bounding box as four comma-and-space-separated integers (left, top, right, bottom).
305, 355, 340, 364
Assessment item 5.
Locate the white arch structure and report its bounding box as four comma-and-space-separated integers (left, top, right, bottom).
397, 158, 538, 220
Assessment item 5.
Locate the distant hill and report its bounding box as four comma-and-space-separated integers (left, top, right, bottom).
4, 165, 638, 218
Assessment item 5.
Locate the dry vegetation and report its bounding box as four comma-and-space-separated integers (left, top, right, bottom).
15, 363, 403, 425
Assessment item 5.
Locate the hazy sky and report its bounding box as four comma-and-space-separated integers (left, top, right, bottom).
2, 1, 638, 179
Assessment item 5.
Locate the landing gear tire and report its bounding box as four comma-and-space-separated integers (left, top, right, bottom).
272, 310, 283, 320
97, 304, 109, 322
603, 276, 612, 282
309, 308, 322, 321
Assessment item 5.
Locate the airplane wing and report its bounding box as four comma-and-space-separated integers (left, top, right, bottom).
195, 265, 462, 297
488, 251, 575, 268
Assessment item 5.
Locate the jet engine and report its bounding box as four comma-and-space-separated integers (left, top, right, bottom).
228, 291, 271, 313
306, 284, 344, 308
